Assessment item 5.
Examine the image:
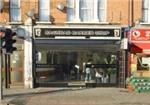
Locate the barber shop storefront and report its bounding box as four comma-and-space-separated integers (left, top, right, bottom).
33, 26, 124, 87
128, 28, 150, 77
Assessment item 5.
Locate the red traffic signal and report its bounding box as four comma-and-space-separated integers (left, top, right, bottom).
0, 29, 5, 38
0, 32, 5, 38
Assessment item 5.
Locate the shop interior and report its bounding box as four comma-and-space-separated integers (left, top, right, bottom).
34, 43, 119, 85
130, 53, 150, 77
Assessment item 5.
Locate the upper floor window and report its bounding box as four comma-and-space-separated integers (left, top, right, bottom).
38, 0, 50, 22
67, 0, 107, 22
142, 0, 150, 23
10, 0, 21, 22
80, 0, 94, 22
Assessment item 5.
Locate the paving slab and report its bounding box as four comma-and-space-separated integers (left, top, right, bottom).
1, 87, 150, 105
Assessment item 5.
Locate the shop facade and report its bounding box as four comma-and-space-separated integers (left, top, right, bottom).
128, 28, 150, 78
31, 25, 127, 87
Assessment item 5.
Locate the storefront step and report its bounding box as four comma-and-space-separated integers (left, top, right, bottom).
36, 82, 68, 87
68, 82, 86, 87
36, 82, 118, 88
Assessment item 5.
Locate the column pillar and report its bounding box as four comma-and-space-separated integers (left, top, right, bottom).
93, 0, 99, 22
24, 19, 33, 88
74, 0, 80, 22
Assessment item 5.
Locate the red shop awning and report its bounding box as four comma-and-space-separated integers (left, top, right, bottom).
130, 43, 150, 54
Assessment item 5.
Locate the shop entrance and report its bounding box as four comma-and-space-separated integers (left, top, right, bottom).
34, 39, 120, 87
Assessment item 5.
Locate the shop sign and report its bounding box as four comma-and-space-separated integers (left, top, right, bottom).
130, 29, 150, 41
34, 28, 121, 39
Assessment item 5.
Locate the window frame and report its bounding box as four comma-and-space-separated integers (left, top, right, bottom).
67, 0, 107, 23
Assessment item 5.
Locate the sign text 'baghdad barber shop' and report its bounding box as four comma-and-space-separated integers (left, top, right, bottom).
34, 28, 120, 38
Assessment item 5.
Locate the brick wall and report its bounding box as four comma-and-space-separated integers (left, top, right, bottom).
51, 0, 66, 24
0, 0, 9, 24
21, 0, 38, 22
107, 0, 142, 25
0, 0, 142, 26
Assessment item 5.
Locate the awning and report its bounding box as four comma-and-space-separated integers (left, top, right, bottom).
131, 43, 150, 54
34, 39, 119, 52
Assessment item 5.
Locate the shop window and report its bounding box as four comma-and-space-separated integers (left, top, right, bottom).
11, 51, 24, 83
36, 51, 42, 62
67, 0, 107, 22
10, 0, 21, 22
38, 0, 50, 22
36, 51, 47, 64
137, 56, 150, 71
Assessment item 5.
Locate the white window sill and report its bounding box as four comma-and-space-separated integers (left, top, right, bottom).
36, 21, 52, 25
140, 22, 150, 25
8, 22, 23, 25
65, 21, 109, 25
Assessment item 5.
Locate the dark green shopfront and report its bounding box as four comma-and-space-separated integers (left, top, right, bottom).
32, 27, 127, 87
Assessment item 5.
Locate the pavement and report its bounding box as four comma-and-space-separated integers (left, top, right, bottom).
0, 87, 150, 105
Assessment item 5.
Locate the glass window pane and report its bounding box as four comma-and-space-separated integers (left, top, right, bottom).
10, 0, 21, 22
99, 0, 105, 7
39, 0, 49, 9
10, 0, 20, 7
143, 0, 149, 9
10, 9, 21, 22
143, 10, 148, 22
98, 0, 106, 22
80, 0, 93, 22
39, 0, 50, 21
67, 0, 75, 21
39, 9, 49, 21
98, 9, 106, 22
35, 46, 117, 84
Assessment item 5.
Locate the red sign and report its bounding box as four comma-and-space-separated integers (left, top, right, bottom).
130, 29, 150, 41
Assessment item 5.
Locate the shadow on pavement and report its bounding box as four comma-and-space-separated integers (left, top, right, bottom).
4, 87, 93, 98
4, 87, 93, 105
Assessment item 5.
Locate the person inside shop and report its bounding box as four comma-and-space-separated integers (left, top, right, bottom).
85, 59, 93, 83
95, 69, 103, 83
74, 64, 80, 80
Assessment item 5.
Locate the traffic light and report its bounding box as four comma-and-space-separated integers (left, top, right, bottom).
1, 29, 8, 49
2, 28, 17, 53
0, 29, 5, 39
0, 29, 5, 49
9, 31, 17, 53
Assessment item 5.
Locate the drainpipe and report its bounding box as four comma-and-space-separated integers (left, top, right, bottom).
128, 0, 134, 27
131, 0, 134, 26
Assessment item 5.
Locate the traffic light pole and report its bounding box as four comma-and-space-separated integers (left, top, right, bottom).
5, 54, 10, 88
0, 38, 3, 100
